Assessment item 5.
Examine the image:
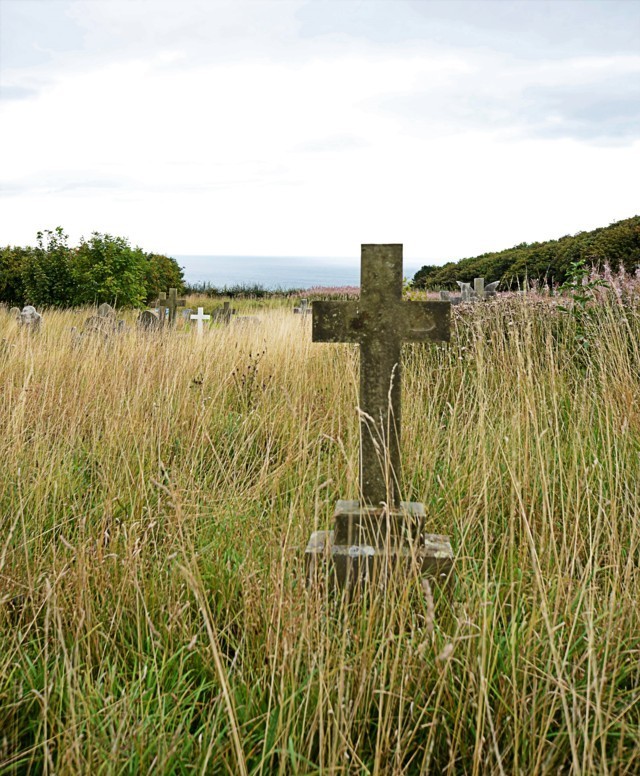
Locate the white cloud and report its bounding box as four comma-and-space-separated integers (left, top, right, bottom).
0, 0, 638, 260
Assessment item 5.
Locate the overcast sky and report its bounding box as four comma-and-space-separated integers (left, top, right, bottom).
1, 0, 638, 263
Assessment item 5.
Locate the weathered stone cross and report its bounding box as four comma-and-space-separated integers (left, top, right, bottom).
313, 244, 450, 506
154, 292, 169, 323
190, 306, 210, 335
165, 288, 186, 325
307, 244, 454, 590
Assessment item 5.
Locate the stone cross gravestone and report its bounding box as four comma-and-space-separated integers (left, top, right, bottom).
213, 301, 236, 324
190, 306, 210, 335
306, 244, 454, 590
294, 298, 310, 315
154, 292, 169, 324
165, 288, 186, 325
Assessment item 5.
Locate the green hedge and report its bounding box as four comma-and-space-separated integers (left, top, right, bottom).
413, 216, 640, 289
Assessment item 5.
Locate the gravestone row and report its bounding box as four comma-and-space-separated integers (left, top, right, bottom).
440, 277, 499, 304
6, 305, 43, 331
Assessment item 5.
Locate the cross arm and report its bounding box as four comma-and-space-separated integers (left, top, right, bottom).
312, 301, 361, 343
401, 301, 450, 343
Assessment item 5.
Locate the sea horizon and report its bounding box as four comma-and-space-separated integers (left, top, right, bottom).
175, 255, 427, 290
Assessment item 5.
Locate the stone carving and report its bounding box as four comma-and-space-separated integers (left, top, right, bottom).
19, 305, 42, 331
440, 278, 500, 304
190, 306, 210, 335
305, 244, 454, 591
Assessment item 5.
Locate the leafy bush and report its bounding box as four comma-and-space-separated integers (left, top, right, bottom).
145, 253, 186, 303
0, 245, 31, 304
0, 228, 185, 308
21, 227, 76, 308
74, 232, 148, 307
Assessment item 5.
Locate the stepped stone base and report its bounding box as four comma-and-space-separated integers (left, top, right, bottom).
305, 500, 454, 591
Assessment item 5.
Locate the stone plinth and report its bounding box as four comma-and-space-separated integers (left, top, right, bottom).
306, 500, 453, 591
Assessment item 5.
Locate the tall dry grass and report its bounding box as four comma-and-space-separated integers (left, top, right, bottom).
0, 296, 639, 774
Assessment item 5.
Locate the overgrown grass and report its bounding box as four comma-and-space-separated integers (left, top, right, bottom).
0, 295, 639, 774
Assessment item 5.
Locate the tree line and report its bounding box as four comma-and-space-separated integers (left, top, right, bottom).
0, 227, 185, 308
413, 216, 640, 289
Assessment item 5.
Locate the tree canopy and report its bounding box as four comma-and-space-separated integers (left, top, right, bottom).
413, 216, 640, 289
0, 228, 185, 307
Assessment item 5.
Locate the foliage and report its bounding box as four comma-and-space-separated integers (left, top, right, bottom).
21, 227, 76, 308
73, 232, 148, 307
413, 215, 640, 290
557, 257, 609, 352
0, 228, 185, 308
145, 253, 186, 303
0, 245, 31, 304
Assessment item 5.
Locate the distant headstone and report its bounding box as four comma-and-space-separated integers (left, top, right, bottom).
234, 315, 261, 328
182, 308, 193, 320
97, 302, 116, 319
294, 298, 310, 315
457, 281, 473, 302
190, 306, 211, 335
19, 305, 42, 331
306, 244, 454, 591
444, 278, 500, 304
9, 307, 21, 319
83, 302, 119, 335
213, 301, 236, 324
137, 309, 161, 330
484, 280, 500, 297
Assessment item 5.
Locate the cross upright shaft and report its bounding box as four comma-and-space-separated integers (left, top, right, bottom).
313, 245, 450, 507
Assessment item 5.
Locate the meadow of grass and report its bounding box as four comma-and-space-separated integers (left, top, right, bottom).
0, 292, 639, 774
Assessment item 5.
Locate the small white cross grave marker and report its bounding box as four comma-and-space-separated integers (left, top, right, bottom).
190, 306, 210, 335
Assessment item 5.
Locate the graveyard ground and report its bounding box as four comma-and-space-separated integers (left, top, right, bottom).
0, 295, 639, 774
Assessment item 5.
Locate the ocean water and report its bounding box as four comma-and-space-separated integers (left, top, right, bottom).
176, 255, 425, 290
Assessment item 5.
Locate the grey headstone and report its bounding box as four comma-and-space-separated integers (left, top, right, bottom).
456, 281, 473, 302
19, 305, 42, 331
97, 302, 116, 318
137, 309, 161, 330
9, 307, 21, 319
